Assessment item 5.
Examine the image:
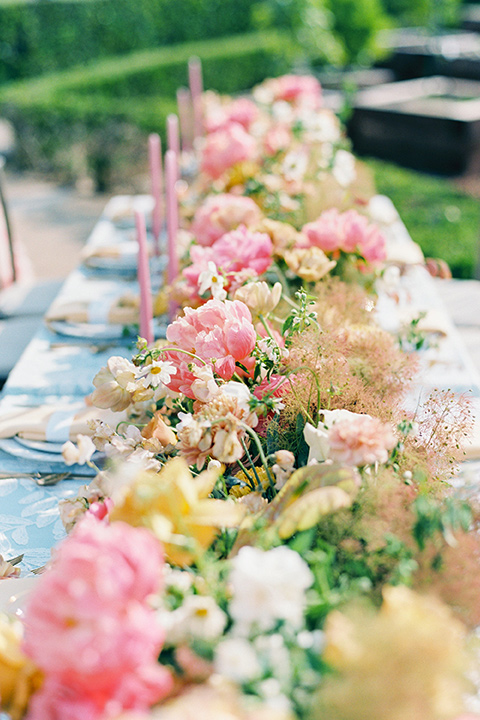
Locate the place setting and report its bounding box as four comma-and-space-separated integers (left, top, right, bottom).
0, 395, 125, 476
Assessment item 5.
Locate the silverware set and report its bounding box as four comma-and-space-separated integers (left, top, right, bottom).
0, 471, 81, 486
5, 553, 46, 575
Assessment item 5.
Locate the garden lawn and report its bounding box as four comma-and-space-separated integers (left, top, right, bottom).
367, 158, 480, 279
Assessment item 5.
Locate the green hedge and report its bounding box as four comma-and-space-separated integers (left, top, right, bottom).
2, 31, 289, 103
0, 0, 258, 83
0, 30, 291, 189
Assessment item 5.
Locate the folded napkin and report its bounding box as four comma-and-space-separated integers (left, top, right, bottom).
103, 195, 154, 226
385, 241, 425, 266
0, 402, 126, 442
82, 240, 141, 263
45, 292, 140, 326
398, 307, 451, 337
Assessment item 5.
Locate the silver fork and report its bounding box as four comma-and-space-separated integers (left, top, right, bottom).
0, 471, 72, 485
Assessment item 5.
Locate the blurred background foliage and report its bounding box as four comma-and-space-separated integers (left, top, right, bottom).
0, 0, 465, 86
0, 0, 477, 277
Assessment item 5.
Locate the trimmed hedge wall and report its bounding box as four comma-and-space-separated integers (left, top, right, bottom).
0, 30, 291, 189
1, 31, 289, 104
0, 0, 258, 83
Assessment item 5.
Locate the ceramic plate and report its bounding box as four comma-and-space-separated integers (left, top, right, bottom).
14, 437, 67, 454
0, 576, 39, 615
0, 438, 97, 474
47, 318, 168, 341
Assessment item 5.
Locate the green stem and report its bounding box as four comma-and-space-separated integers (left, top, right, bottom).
240, 437, 263, 491
284, 366, 320, 425
155, 347, 208, 365
239, 422, 275, 489
258, 314, 275, 341
237, 459, 256, 491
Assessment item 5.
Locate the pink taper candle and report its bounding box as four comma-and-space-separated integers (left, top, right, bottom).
188, 56, 204, 140
167, 113, 180, 158
135, 210, 154, 345
177, 87, 193, 152
148, 133, 163, 256
165, 149, 179, 320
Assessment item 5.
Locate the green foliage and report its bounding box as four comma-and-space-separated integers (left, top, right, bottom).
0, 30, 291, 188
382, 0, 461, 28
251, 0, 389, 67
412, 495, 472, 552
325, 0, 390, 66
0, 0, 258, 84
367, 158, 480, 279
251, 0, 345, 66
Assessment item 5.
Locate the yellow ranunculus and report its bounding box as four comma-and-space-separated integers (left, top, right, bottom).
0, 613, 42, 720
109, 457, 245, 566
318, 586, 469, 720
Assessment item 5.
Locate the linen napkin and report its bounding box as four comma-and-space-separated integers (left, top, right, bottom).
103, 195, 154, 226
45, 291, 140, 326
0, 402, 126, 442
82, 240, 139, 261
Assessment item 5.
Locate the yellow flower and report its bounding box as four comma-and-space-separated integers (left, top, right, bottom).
284, 246, 336, 282
153, 288, 168, 316
109, 457, 245, 566
0, 613, 43, 720
225, 161, 261, 189
318, 586, 469, 720
254, 217, 306, 254
229, 467, 270, 498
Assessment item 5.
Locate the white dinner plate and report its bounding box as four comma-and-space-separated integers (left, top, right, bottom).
0, 576, 40, 615
0, 438, 98, 474
47, 318, 168, 341
14, 437, 67, 454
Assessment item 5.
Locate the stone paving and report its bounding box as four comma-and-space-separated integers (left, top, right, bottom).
4, 170, 107, 280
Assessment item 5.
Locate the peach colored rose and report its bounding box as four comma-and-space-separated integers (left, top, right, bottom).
328, 414, 397, 467
200, 122, 257, 180
283, 246, 336, 282
191, 193, 262, 246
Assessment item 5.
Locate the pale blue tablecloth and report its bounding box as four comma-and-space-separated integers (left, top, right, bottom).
0, 211, 141, 575
0, 476, 87, 571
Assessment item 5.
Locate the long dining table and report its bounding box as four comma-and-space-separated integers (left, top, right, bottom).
0, 192, 479, 585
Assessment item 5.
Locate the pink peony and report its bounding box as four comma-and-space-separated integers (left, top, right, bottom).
23, 517, 172, 718
263, 124, 292, 156
200, 122, 257, 179
253, 373, 291, 436
183, 225, 273, 297
205, 97, 259, 133
164, 299, 257, 397
191, 193, 262, 246
253, 374, 289, 401
27, 667, 167, 720
328, 415, 397, 467
302, 208, 387, 267
257, 74, 322, 108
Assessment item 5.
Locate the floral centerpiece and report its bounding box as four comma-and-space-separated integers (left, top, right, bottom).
1, 74, 480, 720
